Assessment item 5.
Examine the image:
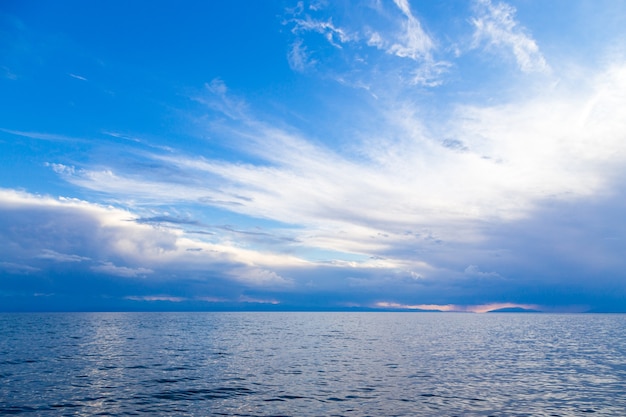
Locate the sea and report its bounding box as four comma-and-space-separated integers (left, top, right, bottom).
1, 312, 625, 416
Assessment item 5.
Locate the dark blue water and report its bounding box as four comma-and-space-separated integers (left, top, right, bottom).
1, 312, 625, 416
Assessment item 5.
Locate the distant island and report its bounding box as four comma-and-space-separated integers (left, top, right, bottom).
486, 307, 541, 313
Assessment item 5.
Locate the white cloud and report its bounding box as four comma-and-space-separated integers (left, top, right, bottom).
361, 0, 434, 61
125, 295, 186, 302
37, 249, 90, 263
45, 162, 75, 175
375, 301, 540, 313
471, 0, 549, 73
68, 73, 87, 81
388, 0, 434, 60
284, 1, 442, 87
91, 262, 153, 278
230, 267, 293, 287
238, 295, 280, 304
0, 188, 311, 282
464, 265, 502, 278
410, 60, 451, 86
45, 63, 626, 272
0, 261, 40, 274
206, 77, 228, 95
290, 16, 354, 47
0, 129, 84, 143
288, 39, 316, 72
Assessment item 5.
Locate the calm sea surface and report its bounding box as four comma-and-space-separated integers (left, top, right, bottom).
1, 312, 625, 416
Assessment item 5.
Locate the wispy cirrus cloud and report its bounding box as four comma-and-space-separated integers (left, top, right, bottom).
288, 38, 316, 72
364, 0, 434, 61
385, 0, 434, 60
290, 15, 355, 47
284, 0, 444, 86
0, 129, 86, 143
68, 73, 87, 81
43, 62, 626, 283
471, 0, 549, 73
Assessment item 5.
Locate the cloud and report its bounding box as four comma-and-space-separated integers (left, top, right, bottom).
0, 129, 85, 143
230, 267, 293, 287
288, 39, 316, 72
125, 295, 186, 302
43, 59, 626, 310
375, 301, 541, 313
0, 188, 309, 282
91, 262, 153, 278
238, 295, 280, 304
4, 1, 626, 312
289, 15, 355, 47
410, 60, 451, 86
0, 189, 177, 267
135, 216, 201, 226
284, 0, 442, 87
68, 73, 87, 81
464, 265, 502, 279
46, 62, 626, 270
387, 0, 434, 60
471, 0, 549, 73
0, 262, 40, 274
364, 0, 435, 61
37, 249, 90, 263
1, 66, 18, 80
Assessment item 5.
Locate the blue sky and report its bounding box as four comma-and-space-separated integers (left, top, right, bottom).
1, 0, 626, 312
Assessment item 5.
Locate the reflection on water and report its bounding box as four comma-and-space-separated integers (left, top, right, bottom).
1, 312, 625, 416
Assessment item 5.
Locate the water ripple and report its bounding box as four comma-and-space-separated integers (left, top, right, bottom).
0, 312, 625, 416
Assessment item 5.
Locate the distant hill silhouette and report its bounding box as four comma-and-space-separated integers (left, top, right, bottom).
486, 307, 541, 313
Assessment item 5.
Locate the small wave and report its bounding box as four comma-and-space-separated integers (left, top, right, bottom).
126, 364, 150, 369
279, 395, 308, 400
151, 386, 255, 401
163, 366, 192, 371
0, 359, 39, 365
0, 406, 39, 414
50, 403, 82, 409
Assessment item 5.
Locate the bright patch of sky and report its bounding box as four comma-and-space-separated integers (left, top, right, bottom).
1, 0, 626, 312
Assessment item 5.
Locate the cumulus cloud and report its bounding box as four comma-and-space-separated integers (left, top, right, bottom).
0, 188, 309, 284
471, 0, 549, 73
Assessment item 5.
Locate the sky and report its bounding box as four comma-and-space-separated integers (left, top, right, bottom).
1, 0, 626, 312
